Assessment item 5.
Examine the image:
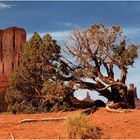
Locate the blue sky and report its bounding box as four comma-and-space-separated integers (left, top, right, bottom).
0, 1, 140, 100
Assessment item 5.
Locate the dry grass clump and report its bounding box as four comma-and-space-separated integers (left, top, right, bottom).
64, 113, 100, 139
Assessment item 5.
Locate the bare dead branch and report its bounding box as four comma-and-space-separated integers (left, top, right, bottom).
19, 117, 66, 123
61, 55, 77, 68
97, 82, 126, 91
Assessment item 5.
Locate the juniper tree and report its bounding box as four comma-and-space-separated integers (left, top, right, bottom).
5, 32, 74, 113
66, 23, 138, 108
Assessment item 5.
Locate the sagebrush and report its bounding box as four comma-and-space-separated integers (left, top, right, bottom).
64, 113, 100, 139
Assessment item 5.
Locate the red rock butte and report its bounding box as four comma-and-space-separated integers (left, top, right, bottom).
0, 27, 26, 111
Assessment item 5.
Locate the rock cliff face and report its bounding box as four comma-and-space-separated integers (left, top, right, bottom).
0, 27, 26, 111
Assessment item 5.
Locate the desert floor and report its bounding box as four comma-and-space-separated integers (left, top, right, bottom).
0, 108, 140, 139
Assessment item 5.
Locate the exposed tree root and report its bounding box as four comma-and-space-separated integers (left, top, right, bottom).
104, 101, 133, 113
105, 105, 124, 113
19, 117, 66, 124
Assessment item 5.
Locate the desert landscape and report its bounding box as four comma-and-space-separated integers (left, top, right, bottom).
0, 108, 140, 139
0, 1, 140, 139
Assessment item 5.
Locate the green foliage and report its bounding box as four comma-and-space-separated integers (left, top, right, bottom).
113, 40, 138, 67
5, 32, 74, 114
64, 113, 100, 139
41, 80, 74, 112
42, 80, 74, 102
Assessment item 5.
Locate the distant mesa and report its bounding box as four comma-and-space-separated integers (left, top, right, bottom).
82, 92, 94, 103
134, 98, 140, 109
127, 83, 140, 109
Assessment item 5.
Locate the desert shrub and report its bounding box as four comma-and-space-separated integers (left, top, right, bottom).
64, 113, 100, 139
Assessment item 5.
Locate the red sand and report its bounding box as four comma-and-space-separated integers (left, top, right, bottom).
0, 109, 140, 139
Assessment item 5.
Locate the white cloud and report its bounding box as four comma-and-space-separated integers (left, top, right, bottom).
0, 2, 12, 9
65, 22, 73, 26
123, 27, 140, 37
123, 27, 140, 44
50, 31, 71, 41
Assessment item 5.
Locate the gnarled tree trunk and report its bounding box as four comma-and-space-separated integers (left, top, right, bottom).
110, 85, 135, 108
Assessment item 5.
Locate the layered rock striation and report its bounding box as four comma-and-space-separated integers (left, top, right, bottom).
0, 27, 26, 94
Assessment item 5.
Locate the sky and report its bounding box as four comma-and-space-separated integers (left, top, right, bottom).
0, 1, 140, 101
